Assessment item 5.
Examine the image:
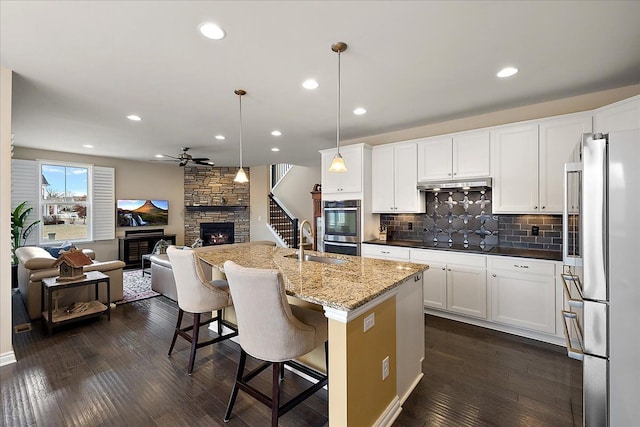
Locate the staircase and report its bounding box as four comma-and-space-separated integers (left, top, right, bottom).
268, 193, 298, 248
271, 163, 292, 190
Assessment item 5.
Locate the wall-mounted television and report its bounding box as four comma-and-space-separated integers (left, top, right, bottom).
117, 199, 169, 227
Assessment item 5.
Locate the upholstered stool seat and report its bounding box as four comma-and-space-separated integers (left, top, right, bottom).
222, 260, 328, 426
166, 246, 238, 375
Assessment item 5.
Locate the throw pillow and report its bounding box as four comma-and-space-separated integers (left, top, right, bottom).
43, 241, 76, 258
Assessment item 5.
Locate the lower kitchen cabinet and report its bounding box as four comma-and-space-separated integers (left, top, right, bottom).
361, 243, 410, 261
447, 265, 487, 319
411, 250, 487, 319
489, 257, 556, 334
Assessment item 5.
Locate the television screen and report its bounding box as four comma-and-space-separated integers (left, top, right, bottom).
117, 199, 169, 227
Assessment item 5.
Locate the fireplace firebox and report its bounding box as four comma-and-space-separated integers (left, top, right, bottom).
200, 222, 235, 246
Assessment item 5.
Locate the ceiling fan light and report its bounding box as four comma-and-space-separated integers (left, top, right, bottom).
328, 153, 347, 173
234, 167, 249, 183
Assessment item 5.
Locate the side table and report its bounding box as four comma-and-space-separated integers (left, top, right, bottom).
41, 270, 111, 336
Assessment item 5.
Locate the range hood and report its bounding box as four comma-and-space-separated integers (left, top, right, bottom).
417, 178, 492, 192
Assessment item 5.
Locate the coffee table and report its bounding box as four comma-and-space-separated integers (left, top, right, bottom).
41, 270, 111, 336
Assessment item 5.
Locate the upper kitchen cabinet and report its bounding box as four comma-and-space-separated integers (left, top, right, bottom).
372, 142, 425, 213
492, 123, 539, 213
593, 95, 640, 133
492, 113, 591, 214
538, 113, 592, 213
417, 130, 490, 181
320, 144, 371, 200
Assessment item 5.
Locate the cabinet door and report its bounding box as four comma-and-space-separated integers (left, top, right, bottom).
490, 270, 556, 334
393, 142, 423, 212
321, 150, 343, 194
371, 145, 396, 212
492, 124, 539, 213
453, 130, 490, 178
422, 261, 447, 309
539, 114, 592, 213
593, 96, 640, 133
417, 136, 453, 181
446, 265, 487, 318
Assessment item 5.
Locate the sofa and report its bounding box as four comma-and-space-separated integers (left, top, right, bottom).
150, 241, 277, 301
15, 246, 126, 320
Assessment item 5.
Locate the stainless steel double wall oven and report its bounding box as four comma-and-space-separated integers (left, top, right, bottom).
323, 200, 361, 256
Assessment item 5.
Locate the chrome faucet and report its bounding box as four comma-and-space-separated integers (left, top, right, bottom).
299, 220, 313, 261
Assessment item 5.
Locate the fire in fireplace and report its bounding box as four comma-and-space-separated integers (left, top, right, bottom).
200, 222, 235, 246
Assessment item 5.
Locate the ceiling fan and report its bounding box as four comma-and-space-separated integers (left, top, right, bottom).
160, 147, 214, 167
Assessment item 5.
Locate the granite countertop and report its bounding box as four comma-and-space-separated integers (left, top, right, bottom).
198, 246, 427, 311
363, 239, 563, 262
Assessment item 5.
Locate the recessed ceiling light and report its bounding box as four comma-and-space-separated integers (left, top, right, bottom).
199, 22, 225, 40
271, 130, 282, 136
127, 114, 142, 121
82, 144, 93, 148
155, 154, 164, 158
302, 79, 319, 90
497, 66, 518, 78
353, 107, 367, 115
271, 147, 280, 152
215, 135, 226, 140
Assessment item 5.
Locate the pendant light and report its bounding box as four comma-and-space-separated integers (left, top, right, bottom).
328, 42, 348, 173
234, 89, 249, 183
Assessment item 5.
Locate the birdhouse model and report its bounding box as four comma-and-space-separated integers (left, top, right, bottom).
53, 248, 93, 282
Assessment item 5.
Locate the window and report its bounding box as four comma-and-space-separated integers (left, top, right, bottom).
39, 162, 92, 243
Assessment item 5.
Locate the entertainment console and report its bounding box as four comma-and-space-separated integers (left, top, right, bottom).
118, 229, 176, 269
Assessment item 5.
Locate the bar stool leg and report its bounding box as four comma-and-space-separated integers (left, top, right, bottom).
271, 363, 281, 427
168, 309, 184, 356
224, 350, 247, 423
188, 313, 201, 375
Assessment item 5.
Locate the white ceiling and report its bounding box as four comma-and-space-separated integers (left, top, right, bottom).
2, 1, 639, 167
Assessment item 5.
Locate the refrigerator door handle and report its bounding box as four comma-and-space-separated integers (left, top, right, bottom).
563, 162, 582, 267
560, 273, 584, 307
561, 310, 584, 361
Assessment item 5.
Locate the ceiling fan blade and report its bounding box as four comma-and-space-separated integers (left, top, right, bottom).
161, 154, 181, 160
191, 157, 210, 162
194, 160, 215, 166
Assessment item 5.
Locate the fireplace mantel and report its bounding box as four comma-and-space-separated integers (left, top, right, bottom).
185, 205, 247, 212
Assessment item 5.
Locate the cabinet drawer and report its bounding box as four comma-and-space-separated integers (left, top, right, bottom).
488, 256, 555, 276
410, 249, 486, 268
361, 244, 410, 261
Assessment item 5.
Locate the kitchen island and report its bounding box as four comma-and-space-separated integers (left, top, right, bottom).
199, 245, 428, 427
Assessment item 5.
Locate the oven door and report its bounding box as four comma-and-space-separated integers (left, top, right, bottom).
323, 241, 359, 256
323, 200, 361, 243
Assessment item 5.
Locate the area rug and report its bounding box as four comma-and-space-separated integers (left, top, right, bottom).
118, 269, 159, 304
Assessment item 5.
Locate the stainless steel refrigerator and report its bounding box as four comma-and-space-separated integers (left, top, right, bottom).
562, 129, 640, 426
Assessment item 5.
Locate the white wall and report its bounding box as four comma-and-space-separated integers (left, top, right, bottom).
249, 165, 275, 242
272, 165, 321, 224
12, 147, 184, 261
1, 67, 16, 365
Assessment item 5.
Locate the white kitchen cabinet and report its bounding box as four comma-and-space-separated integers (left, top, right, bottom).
411, 250, 487, 318
320, 144, 370, 198
372, 142, 424, 213
593, 95, 640, 133
492, 113, 591, 214
488, 257, 556, 334
361, 243, 410, 261
538, 113, 592, 213
491, 123, 539, 213
417, 130, 490, 181
395, 273, 424, 403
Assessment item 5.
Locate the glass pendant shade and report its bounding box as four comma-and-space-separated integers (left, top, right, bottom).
328, 153, 347, 173
234, 167, 249, 183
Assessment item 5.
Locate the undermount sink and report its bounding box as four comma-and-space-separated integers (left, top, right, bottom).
284, 253, 347, 265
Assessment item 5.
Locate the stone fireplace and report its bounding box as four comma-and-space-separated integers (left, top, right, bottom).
183, 166, 250, 245
200, 222, 235, 246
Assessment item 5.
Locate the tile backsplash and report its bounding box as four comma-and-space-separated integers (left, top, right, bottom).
379, 192, 563, 252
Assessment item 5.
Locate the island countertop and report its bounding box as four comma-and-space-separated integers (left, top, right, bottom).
198, 246, 428, 312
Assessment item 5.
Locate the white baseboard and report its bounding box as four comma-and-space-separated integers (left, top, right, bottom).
373, 396, 401, 427
0, 350, 17, 367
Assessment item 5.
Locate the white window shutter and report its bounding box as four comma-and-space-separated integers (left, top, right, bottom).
93, 166, 115, 241
11, 159, 39, 246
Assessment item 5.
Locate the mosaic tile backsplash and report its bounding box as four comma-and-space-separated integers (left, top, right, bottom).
379, 190, 563, 252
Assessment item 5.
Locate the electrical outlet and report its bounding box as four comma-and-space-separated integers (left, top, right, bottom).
382, 356, 390, 380
408, 222, 413, 230
364, 313, 375, 332
532, 226, 539, 236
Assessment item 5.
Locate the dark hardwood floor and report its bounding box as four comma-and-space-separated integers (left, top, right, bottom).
3, 291, 582, 426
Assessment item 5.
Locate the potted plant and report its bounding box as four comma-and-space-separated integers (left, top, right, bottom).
11, 202, 40, 287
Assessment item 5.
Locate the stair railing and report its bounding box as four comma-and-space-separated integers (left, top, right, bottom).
268, 193, 298, 248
